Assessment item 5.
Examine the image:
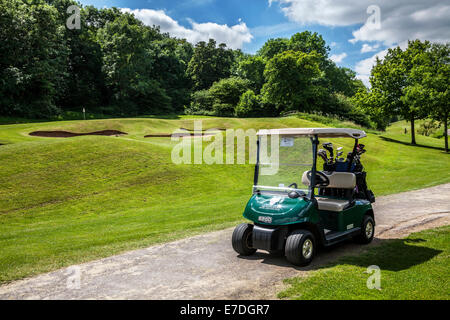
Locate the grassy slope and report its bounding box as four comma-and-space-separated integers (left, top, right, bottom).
381, 119, 446, 150
279, 226, 450, 300
0, 116, 449, 283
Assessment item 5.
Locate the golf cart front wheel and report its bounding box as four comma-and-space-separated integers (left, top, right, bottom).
232, 223, 257, 256
354, 215, 375, 244
285, 230, 315, 266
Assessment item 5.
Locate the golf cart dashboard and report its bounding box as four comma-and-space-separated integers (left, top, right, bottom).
252, 186, 308, 198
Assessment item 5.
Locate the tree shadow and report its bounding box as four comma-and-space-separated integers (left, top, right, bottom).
237, 237, 442, 272
334, 238, 442, 272
137, 114, 181, 119
380, 136, 448, 153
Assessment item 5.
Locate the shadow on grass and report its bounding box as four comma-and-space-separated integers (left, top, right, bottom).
137, 114, 182, 119
380, 136, 448, 153
237, 237, 442, 272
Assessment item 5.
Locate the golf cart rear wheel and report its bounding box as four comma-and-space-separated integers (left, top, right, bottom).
354, 215, 375, 244
285, 230, 315, 266
232, 223, 257, 256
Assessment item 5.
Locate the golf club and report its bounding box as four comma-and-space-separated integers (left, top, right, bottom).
322, 142, 334, 162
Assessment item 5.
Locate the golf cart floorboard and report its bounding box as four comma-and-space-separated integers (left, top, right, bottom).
324, 227, 361, 246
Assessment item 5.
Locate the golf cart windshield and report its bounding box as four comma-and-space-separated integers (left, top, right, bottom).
256, 136, 313, 194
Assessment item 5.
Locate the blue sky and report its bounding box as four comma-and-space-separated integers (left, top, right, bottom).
79, 0, 450, 85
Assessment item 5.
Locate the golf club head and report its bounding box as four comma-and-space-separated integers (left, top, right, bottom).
322, 142, 334, 158
358, 149, 367, 156
318, 149, 328, 162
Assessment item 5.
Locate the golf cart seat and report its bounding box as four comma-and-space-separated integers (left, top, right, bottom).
302, 171, 356, 212
313, 198, 350, 212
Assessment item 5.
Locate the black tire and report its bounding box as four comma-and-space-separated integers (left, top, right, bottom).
285, 230, 315, 266
232, 223, 257, 256
354, 215, 375, 244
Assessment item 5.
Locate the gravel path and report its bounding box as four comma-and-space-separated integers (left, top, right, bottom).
1, 184, 449, 300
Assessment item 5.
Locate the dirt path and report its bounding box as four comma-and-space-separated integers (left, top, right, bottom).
1, 184, 449, 300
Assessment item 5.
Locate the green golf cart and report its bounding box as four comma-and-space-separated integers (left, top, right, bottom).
232, 128, 376, 266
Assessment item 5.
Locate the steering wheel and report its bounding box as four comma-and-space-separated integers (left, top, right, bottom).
307, 171, 330, 187
288, 183, 298, 189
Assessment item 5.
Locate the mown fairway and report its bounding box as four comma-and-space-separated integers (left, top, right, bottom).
0, 116, 449, 283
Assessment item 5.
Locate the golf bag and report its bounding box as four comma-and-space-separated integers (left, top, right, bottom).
354, 172, 375, 203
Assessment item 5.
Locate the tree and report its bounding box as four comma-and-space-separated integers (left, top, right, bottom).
289, 31, 329, 58
209, 77, 251, 116
186, 90, 215, 115
0, 0, 69, 118
257, 38, 289, 60
369, 40, 432, 144
186, 39, 234, 90
235, 90, 261, 117
149, 37, 193, 112
428, 44, 450, 152
261, 50, 321, 112
407, 43, 449, 151
324, 63, 365, 96
352, 88, 390, 130
97, 13, 172, 115
236, 56, 266, 93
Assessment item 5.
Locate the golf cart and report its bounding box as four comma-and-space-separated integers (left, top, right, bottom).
232, 128, 376, 266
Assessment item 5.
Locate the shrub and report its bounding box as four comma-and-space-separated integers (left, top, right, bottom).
418, 120, 440, 136
209, 77, 251, 103
235, 90, 261, 117
185, 90, 215, 115
212, 103, 235, 116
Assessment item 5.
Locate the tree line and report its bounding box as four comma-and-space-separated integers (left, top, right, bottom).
0, 0, 369, 125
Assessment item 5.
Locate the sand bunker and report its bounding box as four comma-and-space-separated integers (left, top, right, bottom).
179, 127, 226, 132
144, 132, 218, 138
29, 130, 127, 138
145, 128, 224, 138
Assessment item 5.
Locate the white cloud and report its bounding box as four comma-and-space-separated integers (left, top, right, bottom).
330, 52, 347, 63
121, 8, 253, 49
271, 0, 450, 44
354, 49, 388, 87
355, 42, 408, 86
361, 43, 379, 53
271, 0, 450, 86
350, 3, 450, 45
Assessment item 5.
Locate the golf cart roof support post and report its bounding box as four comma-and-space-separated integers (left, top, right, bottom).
254, 137, 260, 187
347, 139, 359, 172
309, 135, 319, 199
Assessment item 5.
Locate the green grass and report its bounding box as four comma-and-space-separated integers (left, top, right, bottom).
278, 226, 450, 300
381, 119, 447, 150
0, 116, 449, 284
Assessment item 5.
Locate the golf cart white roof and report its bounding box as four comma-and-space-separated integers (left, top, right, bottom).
257, 128, 366, 139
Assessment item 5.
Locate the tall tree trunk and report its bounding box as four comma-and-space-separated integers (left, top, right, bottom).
410, 113, 416, 145
445, 112, 448, 153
